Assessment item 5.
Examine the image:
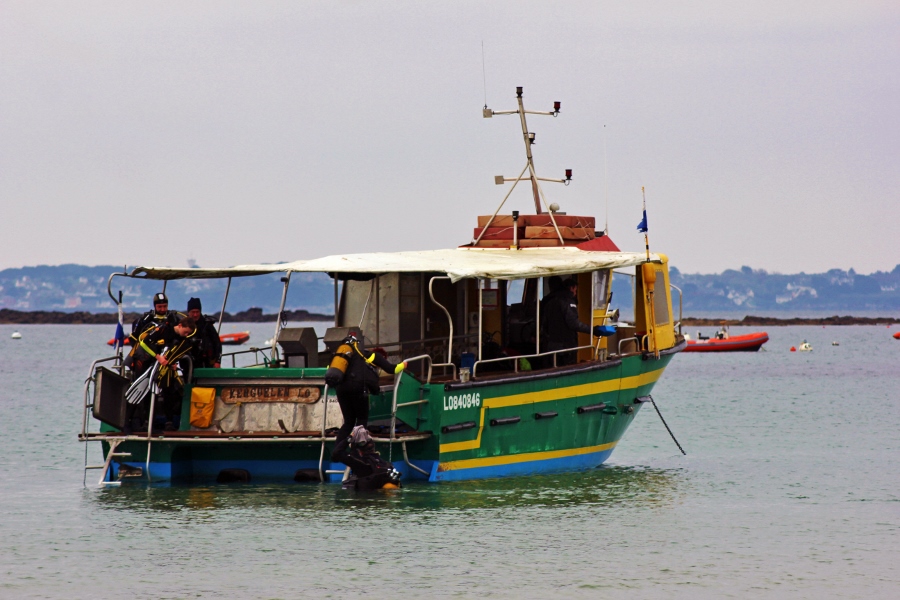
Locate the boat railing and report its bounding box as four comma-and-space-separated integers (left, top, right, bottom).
669, 283, 683, 335
220, 346, 272, 368
81, 355, 125, 442
317, 353, 436, 482
472, 343, 598, 377
361, 334, 474, 379
390, 356, 433, 477
617, 336, 642, 355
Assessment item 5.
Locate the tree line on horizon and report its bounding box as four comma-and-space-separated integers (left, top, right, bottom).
1, 263, 899, 314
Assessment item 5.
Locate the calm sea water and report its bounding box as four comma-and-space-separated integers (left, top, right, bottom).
0, 323, 897, 599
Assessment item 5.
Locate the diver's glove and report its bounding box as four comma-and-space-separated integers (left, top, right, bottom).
593, 325, 617, 337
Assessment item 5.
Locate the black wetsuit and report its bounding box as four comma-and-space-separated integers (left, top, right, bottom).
336, 441, 401, 490
130, 309, 181, 346
540, 288, 592, 366
329, 342, 401, 463
126, 322, 198, 430
191, 315, 223, 368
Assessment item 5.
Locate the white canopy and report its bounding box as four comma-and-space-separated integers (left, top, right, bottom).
130, 247, 660, 283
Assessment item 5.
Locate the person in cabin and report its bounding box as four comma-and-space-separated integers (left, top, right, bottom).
325, 333, 407, 467
124, 316, 199, 433
540, 276, 611, 366
129, 292, 181, 347
186, 297, 222, 368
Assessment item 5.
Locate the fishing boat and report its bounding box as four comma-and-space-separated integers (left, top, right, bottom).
79, 87, 686, 485
683, 327, 768, 352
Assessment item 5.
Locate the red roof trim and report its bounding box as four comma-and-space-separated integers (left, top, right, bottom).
576, 236, 620, 252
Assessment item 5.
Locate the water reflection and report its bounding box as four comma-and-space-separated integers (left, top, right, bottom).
86, 465, 686, 517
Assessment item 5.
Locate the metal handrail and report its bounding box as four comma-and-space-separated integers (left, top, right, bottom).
81, 355, 123, 439
317, 383, 331, 482
428, 276, 454, 363
221, 346, 272, 368
669, 283, 683, 335
472, 343, 596, 377
617, 336, 641, 355
400, 354, 434, 384
389, 367, 431, 477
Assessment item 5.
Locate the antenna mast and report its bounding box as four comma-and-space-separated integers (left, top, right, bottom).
483, 86, 570, 214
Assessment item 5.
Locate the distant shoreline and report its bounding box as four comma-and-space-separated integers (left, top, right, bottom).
1, 309, 895, 327
0, 308, 333, 325
682, 315, 899, 327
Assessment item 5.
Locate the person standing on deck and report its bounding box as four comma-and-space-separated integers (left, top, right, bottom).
186, 297, 222, 368
325, 333, 407, 467
129, 292, 181, 346
540, 276, 609, 366
125, 316, 199, 433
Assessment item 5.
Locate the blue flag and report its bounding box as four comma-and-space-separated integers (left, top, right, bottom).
637, 209, 648, 233
113, 321, 125, 348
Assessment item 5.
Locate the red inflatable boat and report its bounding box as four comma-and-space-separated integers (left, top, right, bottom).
219, 331, 250, 345
684, 331, 769, 352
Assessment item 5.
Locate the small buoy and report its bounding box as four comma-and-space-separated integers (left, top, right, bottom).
790, 346, 796, 352
381, 482, 400, 490
893, 331, 900, 340
11, 331, 22, 339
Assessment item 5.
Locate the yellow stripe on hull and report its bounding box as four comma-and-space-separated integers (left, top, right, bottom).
438, 441, 618, 472
439, 367, 665, 454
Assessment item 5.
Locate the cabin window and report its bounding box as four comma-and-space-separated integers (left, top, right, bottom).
592, 270, 610, 310
653, 268, 670, 326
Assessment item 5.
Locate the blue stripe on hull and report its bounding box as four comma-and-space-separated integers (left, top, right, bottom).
432, 447, 615, 482
110, 458, 439, 484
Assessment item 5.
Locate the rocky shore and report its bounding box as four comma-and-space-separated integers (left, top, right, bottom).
0, 307, 333, 325
682, 315, 900, 327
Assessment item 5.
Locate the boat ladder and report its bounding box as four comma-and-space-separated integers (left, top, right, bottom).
84, 438, 131, 487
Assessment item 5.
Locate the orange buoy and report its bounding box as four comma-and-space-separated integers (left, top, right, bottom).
790, 346, 796, 352
893, 331, 900, 340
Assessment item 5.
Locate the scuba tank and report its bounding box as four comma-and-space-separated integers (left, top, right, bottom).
324, 335, 358, 387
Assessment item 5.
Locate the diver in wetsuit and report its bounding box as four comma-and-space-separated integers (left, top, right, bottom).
124, 316, 198, 433
130, 292, 181, 346
338, 425, 402, 490
186, 297, 222, 369
324, 333, 406, 466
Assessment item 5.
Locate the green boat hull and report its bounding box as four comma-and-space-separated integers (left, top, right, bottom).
101, 344, 680, 484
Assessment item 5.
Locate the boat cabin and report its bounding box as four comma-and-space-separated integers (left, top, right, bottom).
78, 86, 686, 485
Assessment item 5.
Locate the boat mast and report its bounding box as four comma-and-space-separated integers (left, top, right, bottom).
484, 86, 570, 214
515, 89, 542, 213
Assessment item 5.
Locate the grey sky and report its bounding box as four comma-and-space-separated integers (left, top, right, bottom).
2, 1, 897, 274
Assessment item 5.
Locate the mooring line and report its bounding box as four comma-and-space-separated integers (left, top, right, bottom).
650, 395, 686, 455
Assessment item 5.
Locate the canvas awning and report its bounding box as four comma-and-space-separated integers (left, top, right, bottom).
129, 247, 660, 283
